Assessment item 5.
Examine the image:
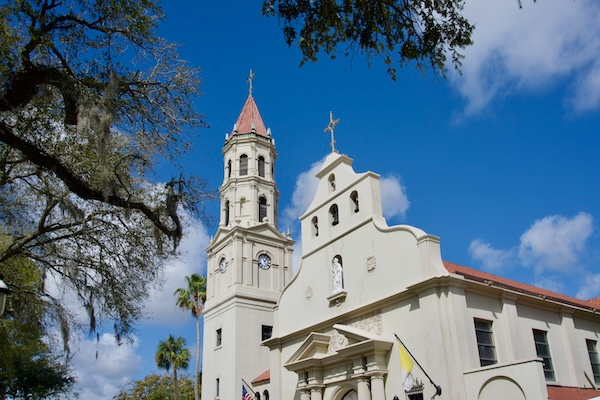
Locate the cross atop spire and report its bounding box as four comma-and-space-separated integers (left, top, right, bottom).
247, 69, 255, 95
324, 111, 340, 153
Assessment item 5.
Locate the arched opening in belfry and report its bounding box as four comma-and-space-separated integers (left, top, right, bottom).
258, 156, 265, 177
259, 196, 267, 222
240, 154, 248, 176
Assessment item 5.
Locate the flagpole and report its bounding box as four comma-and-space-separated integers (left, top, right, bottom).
394, 333, 442, 397
242, 378, 256, 399
241, 378, 254, 391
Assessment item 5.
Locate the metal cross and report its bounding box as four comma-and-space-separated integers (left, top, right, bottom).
324, 111, 340, 153
247, 69, 255, 95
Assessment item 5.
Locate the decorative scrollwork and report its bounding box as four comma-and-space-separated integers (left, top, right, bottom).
349, 310, 383, 335
327, 329, 349, 354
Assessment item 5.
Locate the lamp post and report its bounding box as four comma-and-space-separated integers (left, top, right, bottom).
0, 275, 9, 317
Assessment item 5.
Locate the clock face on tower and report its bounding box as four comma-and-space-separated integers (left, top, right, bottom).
219, 257, 227, 273
258, 254, 271, 270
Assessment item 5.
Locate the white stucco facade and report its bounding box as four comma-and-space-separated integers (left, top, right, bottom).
202, 95, 600, 400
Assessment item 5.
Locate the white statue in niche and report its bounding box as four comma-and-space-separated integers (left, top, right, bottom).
332, 257, 343, 293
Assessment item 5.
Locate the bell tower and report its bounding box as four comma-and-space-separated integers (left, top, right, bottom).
220, 93, 278, 229
202, 75, 294, 400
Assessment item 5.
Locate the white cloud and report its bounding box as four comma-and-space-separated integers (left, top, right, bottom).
568, 62, 600, 112
144, 222, 210, 325
281, 158, 325, 229
468, 239, 513, 271
533, 276, 565, 295
380, 175, 409, 220
281, 159, 325, 273
518, 212, 593, 273
453, 0, 600, 115
72, 333, 142, 400
576, 274, 600, 300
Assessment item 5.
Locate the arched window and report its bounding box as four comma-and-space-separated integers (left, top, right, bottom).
350, 190, 359, 213
311, 216, 319, 237
239, 154, 248, 176
328, 174, 336, 191
259, 197, 267, 222
329, 204, 339, 226
227, 159, 232, 178
258, 156, 265, 177
263, 390, 270, 400
342, 390, 357, 400
224, 200, 230, 226
255, 392, 261, 400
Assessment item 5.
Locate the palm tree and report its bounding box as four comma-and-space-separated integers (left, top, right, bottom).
174, 274, 207, 400
155, 335, 191, 400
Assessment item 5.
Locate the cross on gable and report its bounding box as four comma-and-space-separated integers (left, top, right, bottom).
324, 111, 340, 153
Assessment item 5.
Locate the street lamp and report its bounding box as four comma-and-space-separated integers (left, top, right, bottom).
0, 275, 9, 317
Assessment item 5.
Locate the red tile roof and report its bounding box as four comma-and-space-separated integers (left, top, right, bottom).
443, 261, 599, 311
231, 94, 268, 137
588, 297, 600, 309
251, 369, 270, 384
547, 385, 600, 400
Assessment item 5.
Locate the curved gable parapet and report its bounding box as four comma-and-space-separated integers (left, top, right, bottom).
371, 216, 448, 278
371, 216, 427, 239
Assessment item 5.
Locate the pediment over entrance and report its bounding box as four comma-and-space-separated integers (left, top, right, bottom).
284, 325, 393, 372
286, 332, 332, 366
283, 325, 393, 400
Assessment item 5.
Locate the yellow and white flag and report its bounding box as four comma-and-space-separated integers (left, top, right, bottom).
399, 340, 415, 391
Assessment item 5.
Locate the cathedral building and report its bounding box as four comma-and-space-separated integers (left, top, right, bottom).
201, 89, 600, 400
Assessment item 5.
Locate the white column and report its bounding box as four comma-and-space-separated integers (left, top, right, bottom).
310, 386, 324, 400
234, 232, 244, 284
357, 377, 372, 400
370, 374, 386, 400
500, 293, 521, 360
560, 310, 583, 385
300, 389, 311, 400
365, 351, 388, 400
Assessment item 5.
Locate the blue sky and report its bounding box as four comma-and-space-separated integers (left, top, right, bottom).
69, 1, 600, 398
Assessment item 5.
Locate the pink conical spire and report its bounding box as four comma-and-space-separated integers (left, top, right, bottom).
230, 94, 269, 137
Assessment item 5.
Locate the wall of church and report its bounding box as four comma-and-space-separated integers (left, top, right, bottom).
457, 287, 600, 395
279, 220, 446, 338
270, 254, 600, 400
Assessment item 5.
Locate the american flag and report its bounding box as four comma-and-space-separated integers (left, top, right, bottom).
242, 385, 253, 400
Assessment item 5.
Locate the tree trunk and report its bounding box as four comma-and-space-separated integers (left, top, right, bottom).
195, 315, 200, 400
173, 368, 179, 400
